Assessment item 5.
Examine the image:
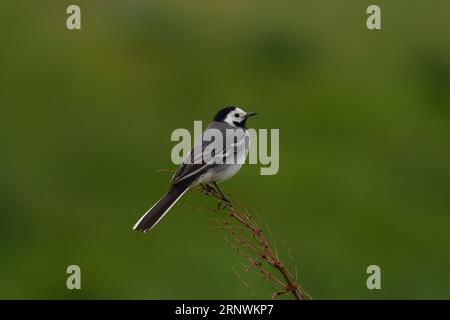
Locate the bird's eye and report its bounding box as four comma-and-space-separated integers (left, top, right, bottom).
234, 113, 240, 118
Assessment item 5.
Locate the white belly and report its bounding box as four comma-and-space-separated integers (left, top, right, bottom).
215, 164, 243, 182
196, 164, 243, 184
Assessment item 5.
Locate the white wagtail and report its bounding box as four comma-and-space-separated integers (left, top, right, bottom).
133, 106, 257, 233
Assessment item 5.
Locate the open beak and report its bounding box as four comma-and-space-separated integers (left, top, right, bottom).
245, 112, 258, 118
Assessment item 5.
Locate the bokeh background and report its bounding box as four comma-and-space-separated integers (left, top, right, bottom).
1, 0, 450, 299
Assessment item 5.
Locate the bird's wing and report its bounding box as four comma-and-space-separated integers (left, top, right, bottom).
171, 126, 248, 185
171, 135, 220, 185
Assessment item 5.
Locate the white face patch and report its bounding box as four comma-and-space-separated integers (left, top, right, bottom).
223, 107, 247, 126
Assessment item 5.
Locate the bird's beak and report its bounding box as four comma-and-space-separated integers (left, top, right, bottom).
245, 112, 258, 118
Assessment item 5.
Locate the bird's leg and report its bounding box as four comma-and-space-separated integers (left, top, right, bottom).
200, 183, 216, 195
206, 183, 216, 194
212, 182, 231, 205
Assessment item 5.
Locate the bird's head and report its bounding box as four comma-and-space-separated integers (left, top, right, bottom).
213, 106, 258, 128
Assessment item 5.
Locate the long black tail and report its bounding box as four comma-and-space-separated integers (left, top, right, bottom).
133, 183, 190, 233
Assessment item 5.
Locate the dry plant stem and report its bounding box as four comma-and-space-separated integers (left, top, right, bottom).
229, 206, 306, 300
196, 184, 311, 300
156, 171, 311, 300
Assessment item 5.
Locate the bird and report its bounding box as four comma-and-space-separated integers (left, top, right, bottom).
133, 106, 258, 233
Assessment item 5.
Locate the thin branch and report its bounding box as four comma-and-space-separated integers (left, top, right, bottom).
156, 170, 311, 300
192, 185, 312, 300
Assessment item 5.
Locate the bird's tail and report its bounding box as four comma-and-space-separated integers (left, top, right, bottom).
133, 183, 190, 233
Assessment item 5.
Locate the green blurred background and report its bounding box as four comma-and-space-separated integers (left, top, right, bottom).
1, 0, 450, 299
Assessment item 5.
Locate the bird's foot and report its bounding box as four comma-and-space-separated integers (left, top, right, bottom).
200, 183, 216, 195
217, 197, 232, 210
